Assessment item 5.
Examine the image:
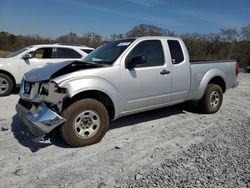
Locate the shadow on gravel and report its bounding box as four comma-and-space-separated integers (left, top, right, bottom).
11, 114, 70, 152
12, 88, 19, 95
110, 102, 199, 130
11, 102, 199, 151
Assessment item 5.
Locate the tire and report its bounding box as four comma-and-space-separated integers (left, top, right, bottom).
60, 99, 109, 147
199, 84, 223, 114
0, 73, 13, 96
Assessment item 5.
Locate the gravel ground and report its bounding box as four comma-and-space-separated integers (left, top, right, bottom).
120, 118, 250, 188
0, 73, 249, 188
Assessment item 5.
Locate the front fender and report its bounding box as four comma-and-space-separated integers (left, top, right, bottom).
59, 77, 120, 119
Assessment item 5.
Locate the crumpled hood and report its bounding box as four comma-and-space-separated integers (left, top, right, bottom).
24, 61, 74, 82
24, 60, 102, 82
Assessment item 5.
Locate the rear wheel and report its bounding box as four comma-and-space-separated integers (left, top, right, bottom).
0, 73, 13, 96
60, 99, 109, 147
199, 84, 223, 114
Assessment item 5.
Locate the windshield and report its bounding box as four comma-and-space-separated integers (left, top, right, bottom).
83, 39, 135, 65
6, 47, 30, 58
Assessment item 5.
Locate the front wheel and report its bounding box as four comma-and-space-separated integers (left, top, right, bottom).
199, 84, 223, 114
60, 99, 109, 147
0, 73, 13, 96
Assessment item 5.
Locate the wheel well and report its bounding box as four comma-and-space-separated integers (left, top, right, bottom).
64, 90, 115, 120
208, 76, 226, 93
0, 70, 16, 88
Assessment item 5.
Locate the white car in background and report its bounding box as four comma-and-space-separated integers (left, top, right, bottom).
0, 44, 94, 96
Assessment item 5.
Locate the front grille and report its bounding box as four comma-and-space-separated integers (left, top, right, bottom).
20, 80, 41, 100
18, 98, 32, 110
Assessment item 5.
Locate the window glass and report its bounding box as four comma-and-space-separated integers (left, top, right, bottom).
56, 48, 82, 58
34, 48, 53, 59
167, 40, 184, 64
6, 47, 30, 58
84, 39, 135, 65
81, 49, 93, 54
127, 40, 164, 67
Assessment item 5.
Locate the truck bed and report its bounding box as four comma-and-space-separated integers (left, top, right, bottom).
187, 60, 237, 100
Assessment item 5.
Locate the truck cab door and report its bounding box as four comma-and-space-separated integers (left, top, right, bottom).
121, 40, 172, 112
167, 40, 190, 102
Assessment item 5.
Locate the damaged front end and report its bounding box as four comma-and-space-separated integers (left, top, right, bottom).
16, 79, 67, 139
16, 60, 105, 140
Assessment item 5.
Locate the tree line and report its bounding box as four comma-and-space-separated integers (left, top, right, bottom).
0, 24, 250, 67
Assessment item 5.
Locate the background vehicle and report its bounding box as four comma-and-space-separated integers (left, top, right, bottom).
0, 44, 94, 96
246, 64, 250, 73
16, 36, 239, 147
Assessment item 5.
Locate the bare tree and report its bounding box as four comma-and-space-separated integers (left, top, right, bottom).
109, 34, 124, 40
240, 25, 250, 67
126, 24, 174, 38
220, 28, 239, 58
241, 25, 250, 41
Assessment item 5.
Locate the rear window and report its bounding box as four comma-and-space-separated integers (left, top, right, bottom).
167, 40, 184, 64
56, 48, 82, 58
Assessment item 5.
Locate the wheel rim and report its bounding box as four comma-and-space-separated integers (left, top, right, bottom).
0, 77, 9, 94
209, 91, 220, 108
73, 110, 100, 139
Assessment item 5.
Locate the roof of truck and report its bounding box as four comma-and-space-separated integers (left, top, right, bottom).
105, 36, 181, 43
136, 36, 181, 40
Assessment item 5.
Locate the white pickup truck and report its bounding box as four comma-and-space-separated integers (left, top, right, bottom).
16, 36, 239, 147
0, 44, 94, 96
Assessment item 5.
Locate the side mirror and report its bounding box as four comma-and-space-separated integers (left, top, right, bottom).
125, 56, 146, 69
23, 53, 33, 60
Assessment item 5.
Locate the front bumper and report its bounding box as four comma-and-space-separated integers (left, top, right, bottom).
16, 101, 65, 138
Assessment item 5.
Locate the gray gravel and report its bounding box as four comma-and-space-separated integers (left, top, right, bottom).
119, 118, 250, 187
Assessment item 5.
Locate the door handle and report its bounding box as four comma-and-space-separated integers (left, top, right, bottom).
160, 69, 170, 75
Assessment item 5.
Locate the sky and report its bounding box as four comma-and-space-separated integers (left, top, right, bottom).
0, 0, 250, 38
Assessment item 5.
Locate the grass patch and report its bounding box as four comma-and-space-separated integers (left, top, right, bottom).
0, 50, 11, 57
